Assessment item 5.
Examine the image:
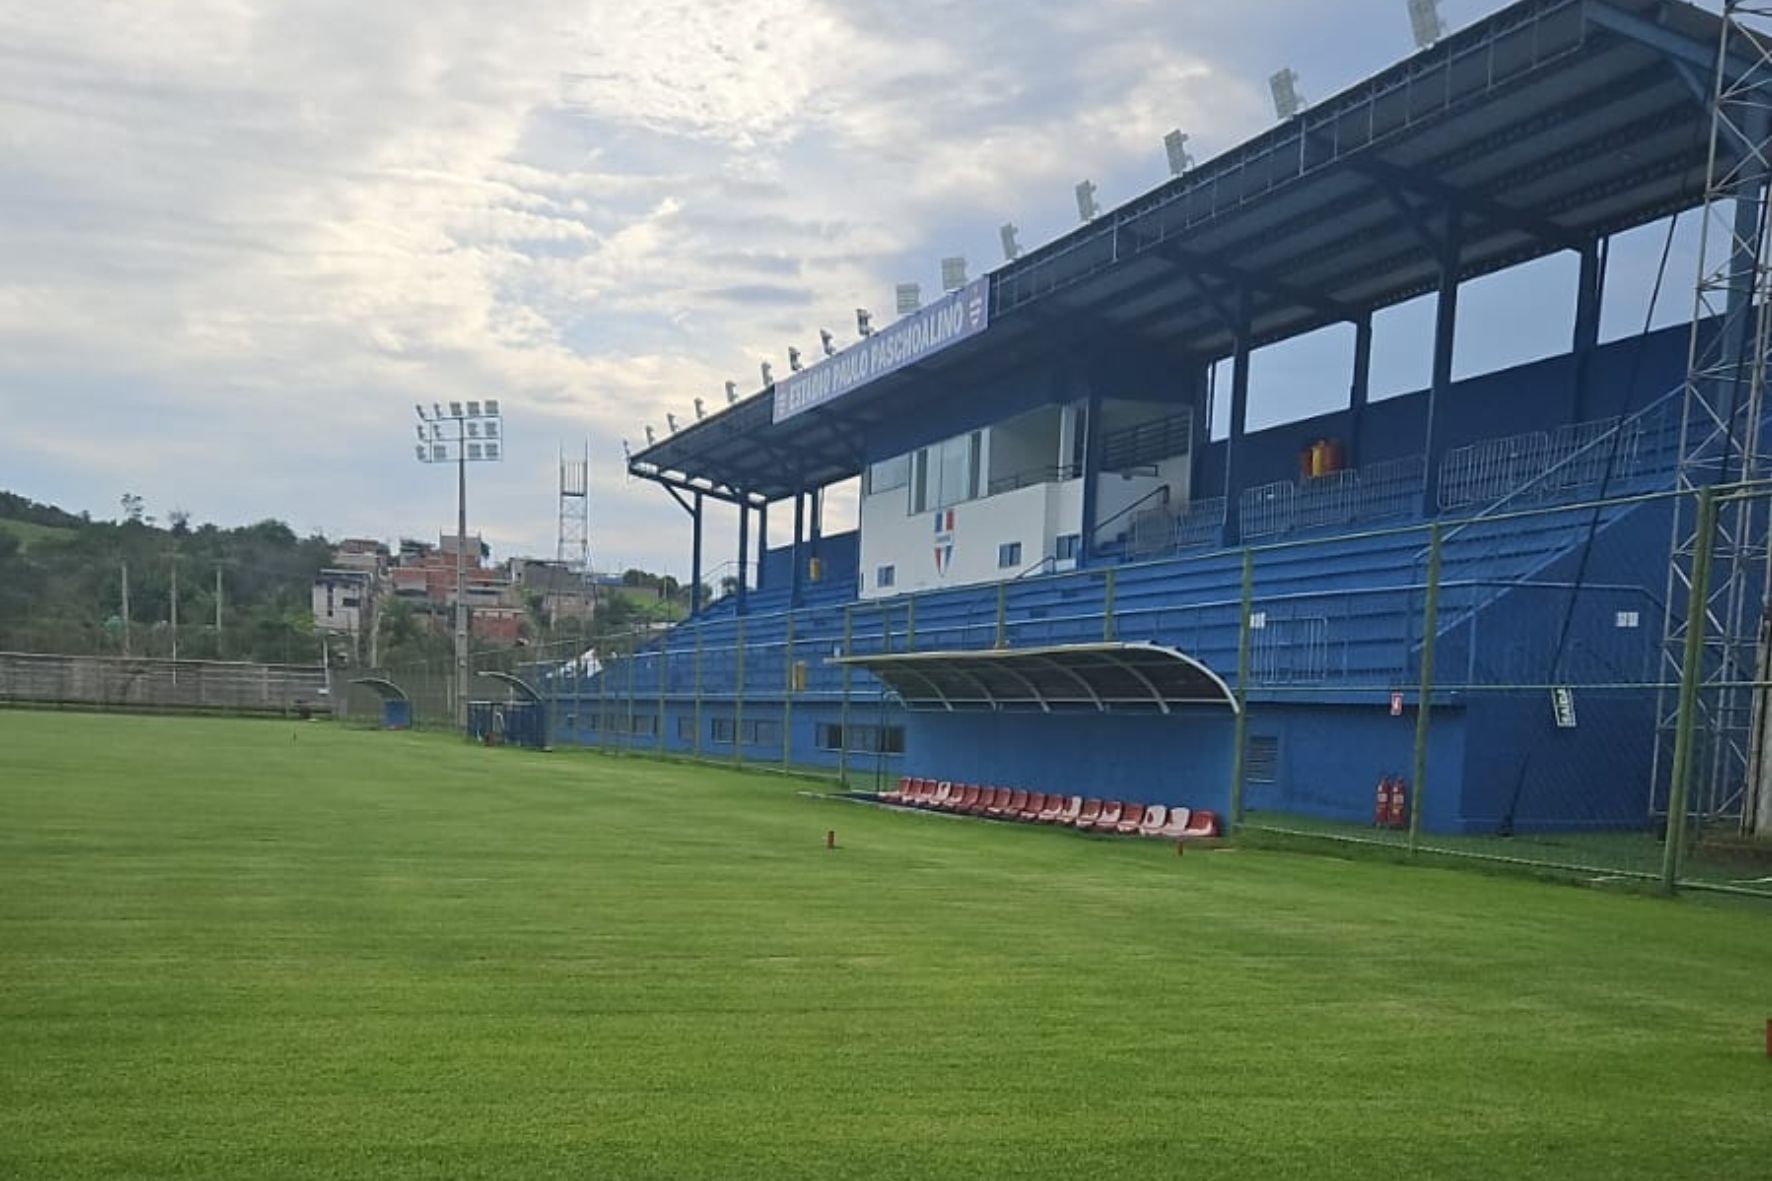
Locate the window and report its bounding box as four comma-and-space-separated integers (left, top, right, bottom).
676, 715, 695, 740
816, 724, 905, 755
711, 718, 736, 744
866, 454, 910, 496
746, 719, 782, 746
1055, 533, 1081, 561
998, 542, 1022, 569
916, 432, 980, 513
1246, 735, 1279, 783
876, 565, 896, 588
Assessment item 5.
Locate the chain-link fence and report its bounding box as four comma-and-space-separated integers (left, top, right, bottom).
0, 651, 329, 715
1231, 484, 1772, 898
354, 483, 1772, 899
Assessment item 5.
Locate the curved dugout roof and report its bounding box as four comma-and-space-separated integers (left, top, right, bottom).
632, 0, 1735, 504
349, 677, 409, 702
474, 671, 544, 704
832, 642, 1239, 715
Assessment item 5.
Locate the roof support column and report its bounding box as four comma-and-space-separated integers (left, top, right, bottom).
1422, 211, 1463, 517
1721, 106, 1771, 478
1572, 236, 1605, 423
791, 491, 805, 608
736, 501, 750, 616
1222, 288, 1253, 545
1079, 383, 1104, 567
690, 492, 704, 618
1349, 312, 1374, 468
756, 503, 769, 590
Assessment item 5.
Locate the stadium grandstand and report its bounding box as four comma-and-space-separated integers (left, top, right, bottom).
580, 0, 1772, 841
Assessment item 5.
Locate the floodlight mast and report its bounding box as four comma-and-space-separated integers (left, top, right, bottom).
413, 400, 504, 731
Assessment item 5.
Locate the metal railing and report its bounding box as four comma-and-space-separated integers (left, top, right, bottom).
1240, 454, 1427, 541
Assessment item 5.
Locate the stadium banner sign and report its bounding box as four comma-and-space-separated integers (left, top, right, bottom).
773, 278, 990, 423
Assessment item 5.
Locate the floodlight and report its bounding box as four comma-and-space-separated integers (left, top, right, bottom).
1407, 0, 1444, 49
484, 399, 500, 417
694, 397, 706, 420
466, 400, 482, 417
820, 329, 836, 357
895, 283, 921, 315
1164, 130, 1194, 177
416, 425, 426, 440
760, 360, 775, 386
468, 442, 483, 460
432, 423, 443, 440
622, 439, 632, 462
1270, 69, 1304, 119
1075, 180, 1099, 222
415, 403, 427, 420
485, 443, 499, 460
449, 401, 464, 418
725, 380, 739, 405
788, 347, 804, 372
415, 444, 428, 461
645, 425, 657, 446
466, 420, 480, 438
432, 444, 448, 461
940, 256, 968, 291
1000, 223, 1021, 261
856, 308, 874, 337
667, 412, 680, 433
484, 421, 499, 439
433, 403, 444, 419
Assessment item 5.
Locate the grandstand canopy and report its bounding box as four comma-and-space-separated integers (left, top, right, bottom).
633, 0, 1732, 505
833, 642, 1238, 714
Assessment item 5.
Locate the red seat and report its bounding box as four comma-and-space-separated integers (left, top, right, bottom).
982, 787, 1013, 817
1037, 795, 1069, 823
964, 786, 995, 815
1095, 801, 1125, 831
996, 788, 1028, 818
927, 781, 952, 809
1018, 792, 1048, 822
1139, 804, 1169, 837
1181, 810, 1220, 838
1115, 803, 1147, 835
1073, 798, 1104, 830
906, 779, 931, 806
883, 776, 911, 802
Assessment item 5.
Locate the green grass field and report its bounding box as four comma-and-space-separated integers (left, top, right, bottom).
2, 712, 1770, 1179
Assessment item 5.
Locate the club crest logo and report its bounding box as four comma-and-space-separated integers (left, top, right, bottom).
933, 509, 956, 576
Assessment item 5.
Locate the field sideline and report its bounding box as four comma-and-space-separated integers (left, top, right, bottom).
1, 712, 1769, 1179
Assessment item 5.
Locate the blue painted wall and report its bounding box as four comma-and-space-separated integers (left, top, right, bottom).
1240, 704, 1468, 831
906, 709, 1235, 816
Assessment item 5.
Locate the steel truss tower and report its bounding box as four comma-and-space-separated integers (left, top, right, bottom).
558, 444, 590, 573
1659, 1, 1772, 835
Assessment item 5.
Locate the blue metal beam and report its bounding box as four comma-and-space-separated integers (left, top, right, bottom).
1352, 157, 1584, 254
1583, 1, 1746, 77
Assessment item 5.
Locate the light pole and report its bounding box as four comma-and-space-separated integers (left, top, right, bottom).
414, 399, 505, 730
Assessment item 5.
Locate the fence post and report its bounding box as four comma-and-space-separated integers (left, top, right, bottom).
656, 645, 667, 755
735, 618, 746, 766
624, 632, 637, 754
906, 596, 917, 653
598, 645, 609, 752
1103, 568, 1117, 642
1663, 485, 1718, 893
1408, 522, 1444, 857
1229, 548, 1255, 829
783, 613, 796, 769
693, 621, 704, 760
840, 605, 853, 786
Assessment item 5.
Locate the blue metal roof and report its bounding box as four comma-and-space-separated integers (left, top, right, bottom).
633, 0, 1729, 504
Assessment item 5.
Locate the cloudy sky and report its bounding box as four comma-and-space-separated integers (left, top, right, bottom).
0, 0, 1712, 578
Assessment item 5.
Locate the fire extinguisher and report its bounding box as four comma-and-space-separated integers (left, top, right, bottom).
1374, 777, 1392, 827
1388, 777, 1409, 829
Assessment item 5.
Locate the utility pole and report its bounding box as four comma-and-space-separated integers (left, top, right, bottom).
120, 562, 131, 657
214, 566, 224, 660
170, 557, 179, 663
456, 439, 469, 729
